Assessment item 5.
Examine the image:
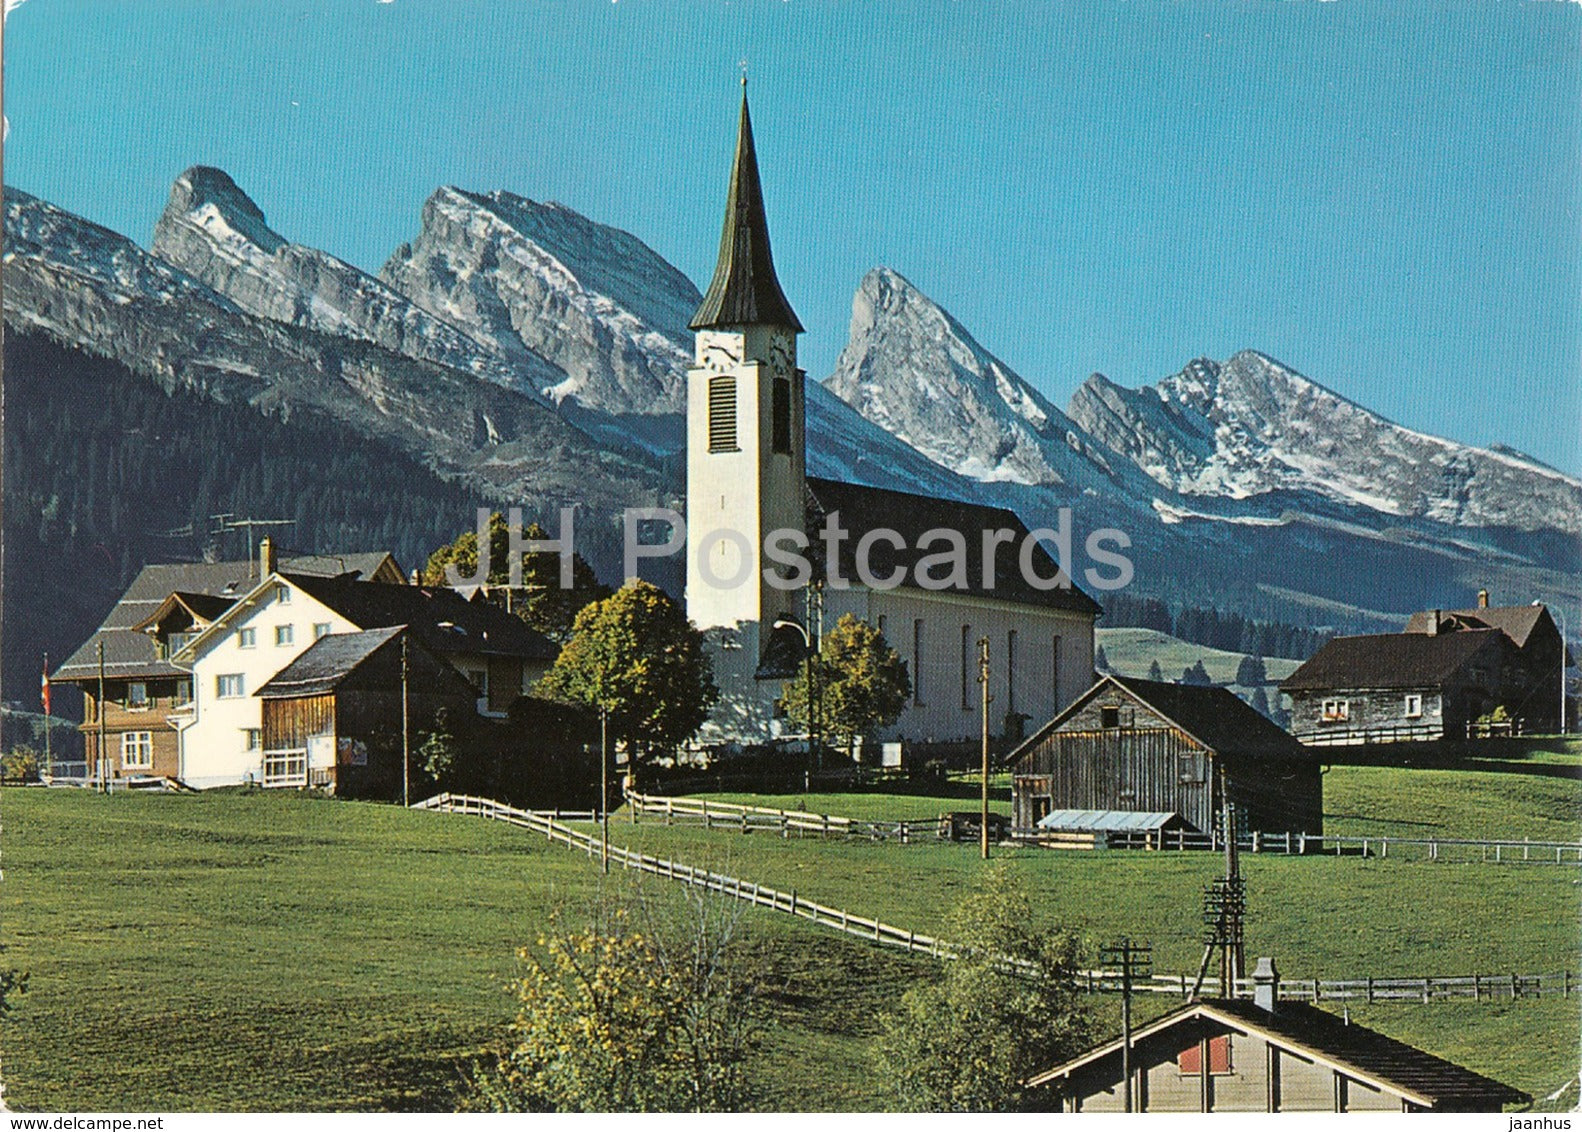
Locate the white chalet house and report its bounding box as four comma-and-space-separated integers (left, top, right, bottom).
170, 550, 557, 788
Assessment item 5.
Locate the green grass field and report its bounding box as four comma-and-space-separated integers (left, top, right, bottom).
1, 747, 1578, 1111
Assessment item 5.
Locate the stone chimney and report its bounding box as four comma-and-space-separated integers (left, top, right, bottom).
1252, 956, 1280, 1013
1426, 610, 1441, 636
259, 536, 278, 577
1478, 589, 1490, 609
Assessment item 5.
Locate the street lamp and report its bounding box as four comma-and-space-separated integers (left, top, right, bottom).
773, 613, 819, 789
1534, 601, 1569, 735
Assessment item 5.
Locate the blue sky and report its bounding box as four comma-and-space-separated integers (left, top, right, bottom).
6, 0, 1580, 475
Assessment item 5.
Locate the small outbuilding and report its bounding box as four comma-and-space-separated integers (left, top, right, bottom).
1006, 675, 1321, 837
1027, 958, 1529, 1113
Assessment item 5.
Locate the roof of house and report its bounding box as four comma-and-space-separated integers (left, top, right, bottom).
280, 573, 558, 661
689, 86, 803, 333
805, 476, 1104, 616
1008, 674, 1307, 765
128, 590, 238, 633
1280, 629, 1504, 692
54, 553, 400, 681
1404, 604, 1551, 649
1027, 997, 1529, 1110
255, 626, 476, 700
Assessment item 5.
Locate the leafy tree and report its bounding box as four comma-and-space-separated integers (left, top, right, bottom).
423, 513, 609, 642
1250, 686, 1273, 720
875, 866, 1091, 1111
1147, 660, 1164, 682
465, 885, 759, 1112
1181, 660, 1212, 686
537, 581, 717, 770
1235, 654, 1268, 687
416, 709, 458, 789
781, 615, 911, 761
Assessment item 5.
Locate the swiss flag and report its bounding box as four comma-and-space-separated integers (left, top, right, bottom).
41, 659, 51, 717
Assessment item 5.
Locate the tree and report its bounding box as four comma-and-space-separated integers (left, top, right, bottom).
465, 884, 760, 1112
1181, 660, 1212, 686
1250, 686, 1273, 720
875, 866, 1091, 1111
1147, 660, 1164, 682
781, 615, 911, 761
416, 709, 458, 790
537, 581, 718, 769
1095, 645, 1110, 672
1235, 654, 1268, 687
423, 512, 610, 642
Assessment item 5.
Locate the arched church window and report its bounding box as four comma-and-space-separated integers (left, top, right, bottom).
771, 377, 792, 455
708, 376, 738, 452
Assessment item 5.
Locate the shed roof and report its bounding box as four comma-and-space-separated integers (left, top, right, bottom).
1028, 997, 1529, 1110
805, 477, 1103, 616
54, 553, 399, 681
255, 626, 476, 700
1035, 809, 1184, 833
1280, 629, 1503, 692
1008, 674, 1306, 766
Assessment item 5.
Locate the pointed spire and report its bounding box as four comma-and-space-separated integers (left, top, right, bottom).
690, 83, 803, 332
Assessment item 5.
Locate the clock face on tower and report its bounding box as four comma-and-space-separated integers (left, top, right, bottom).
767, 329, 794, 377
699, 333, 742, 372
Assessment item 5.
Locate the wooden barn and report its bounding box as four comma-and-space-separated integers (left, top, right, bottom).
255, 625, 478, 799
1006, 675, 1321, 837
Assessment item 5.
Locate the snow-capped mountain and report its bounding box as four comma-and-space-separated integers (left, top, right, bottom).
825, 267, 1117, 487
151, 166, 561, 400
379, 186, 695, 417
3, 186, 661, 512
1069, 351, 1582, 536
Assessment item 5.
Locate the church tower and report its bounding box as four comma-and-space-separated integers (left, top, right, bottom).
686, 82, 806, 649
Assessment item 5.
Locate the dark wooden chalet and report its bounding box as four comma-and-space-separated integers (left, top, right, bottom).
256, 626, 477, 799
1006, 675, 1320, 837
1282, 593, 1570, 746
51, 547, 400, 782
1027, 958, 1529, 1112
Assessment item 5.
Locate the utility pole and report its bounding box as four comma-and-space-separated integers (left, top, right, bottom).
978, 636, 992, 860
400, 634, 411, 808
810, 581, 824, 778
1192, 793, 1247, 999
96, 640, 108, 794
1101, 937, 1153, 1113
600, 706, 610, 875
42, 653, 52, 779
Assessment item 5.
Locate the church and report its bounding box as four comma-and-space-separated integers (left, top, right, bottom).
684, 85, 1100, 749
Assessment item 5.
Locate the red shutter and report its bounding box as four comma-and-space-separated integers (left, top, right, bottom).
1178, 1035, 1231, 1074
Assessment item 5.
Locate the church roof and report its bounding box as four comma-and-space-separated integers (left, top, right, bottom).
804, 477, 1102, 616
689, 84, 803, 333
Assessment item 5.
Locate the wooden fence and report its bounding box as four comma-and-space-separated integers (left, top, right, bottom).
627, 789, 1582, 865
413, 793, 1576, 1004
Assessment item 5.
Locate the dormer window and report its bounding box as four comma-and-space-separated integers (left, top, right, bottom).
1101, 706, 1121, 729
274, 584, 291, 604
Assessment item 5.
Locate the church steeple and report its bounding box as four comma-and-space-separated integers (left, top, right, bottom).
690, 82, 803, 332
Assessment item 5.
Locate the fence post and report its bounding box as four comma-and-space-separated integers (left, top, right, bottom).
1381, 838, 1387, 860
1366, 976, 1373, 1003
1421, 979, 1430, 1004
1524, 837, 1530, 862
790, 890, 797, 917
1313, 978, 1320, 1003
1299, 833, 1307, 855
1474, 974, 1481, 1000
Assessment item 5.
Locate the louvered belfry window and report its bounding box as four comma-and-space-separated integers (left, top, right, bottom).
708, 376, 738, 452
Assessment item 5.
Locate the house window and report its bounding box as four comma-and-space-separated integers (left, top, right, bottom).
243, 728, 262, 752
1404, 694, 1423, 719
121, 731, 153, 770
1178, 1035, 1232, 1075
275, 625, 294, 647
708, 376, 738, 452
913, 620, 925, 705
216, 674, 245, 699
175, 679, 192, 706
1051, 635, 1062, 707
238, 628, 257, 649
771, 377, 792, 455
1006, 629, 1018, 715
127, 682, 149, 710
961, 625, 972, 710
274, 584, 291, 604
313, 622, 332, 640
1321, 699, 1350, 722
168, 631, 196, 655
1101, 705, 1121, 729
